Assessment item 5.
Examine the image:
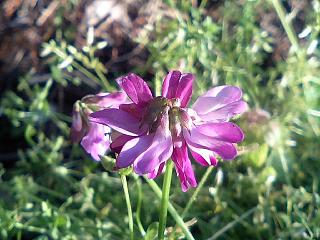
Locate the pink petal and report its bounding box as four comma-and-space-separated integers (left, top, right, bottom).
133, 110, 173, 175
188, 144, 218, 166
195, 122, 244, 143
201, 85, 242, 99
82, 92, 127, 108
162, 70, 181, 98
116, 134, 154, 168
116, 109, 173, 174
117, 73, 153, 106
183, 128, 238, 160
119, 103, 145, 120
110, 134, 135, 153
172, 142, 197, 192
176, 73, 194, 107
193, 86, 243, 115
147, 162, 166, 179
161, 71, 194, 107
198, 100, 248, 122
80, 122, 110, 161
90, 108, 145, 136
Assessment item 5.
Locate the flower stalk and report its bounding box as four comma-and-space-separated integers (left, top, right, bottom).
120, 174, 134, 240
158, 160, 174, 240
136, 178, 146, 236
145, 177, 195, 240
182, 166, 214, 218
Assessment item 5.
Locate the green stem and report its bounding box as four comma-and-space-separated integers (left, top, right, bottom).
120, 174, 134, 240
182, 166, 214, 218
136, 178, 146, 236
158, 160, 174, 240
14, 223, 47, 234
73, 61, 103, 87
51, 47, 103, 87
171, 167, 213, 238
145, 177, 195, 240
96, 69, 114, 92
271, 0, 299, 50
206, 207, 257, 240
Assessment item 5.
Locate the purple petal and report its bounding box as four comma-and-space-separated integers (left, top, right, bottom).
195, 122, 244, 143
161, 71, 194, 107
188, 144, 218, 166
183, 128, 238, 160
80, 122, 111, 161
116, 109, 173, 174
116, 134, 154, 168
110, 134, 135, 153
117, 73, 153, 106
198, 100, 248, 122
176, 73, 194, 107
119, 103, 145, 120
162, 70, 181, 98
82, 92, 127, 108
147, 162, 166, 179
90, 108, 145, 136
193, 86, 243, 115
133, 110, 173, 174
201, 85, 242, 99
172, 142, 197, 192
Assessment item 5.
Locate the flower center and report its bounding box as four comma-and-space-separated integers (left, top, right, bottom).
141, 97, 184, 133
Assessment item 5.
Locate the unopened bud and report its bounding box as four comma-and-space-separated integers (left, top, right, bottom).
70, 101, 88, 142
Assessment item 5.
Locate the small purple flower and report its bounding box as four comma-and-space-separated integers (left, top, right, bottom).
70, 92, 127, 161
90, 71, 247, 191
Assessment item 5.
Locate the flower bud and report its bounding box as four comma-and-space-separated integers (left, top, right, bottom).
70, 101, 88, 142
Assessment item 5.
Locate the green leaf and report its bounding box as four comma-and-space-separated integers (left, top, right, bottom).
25, 125, 36, 145
144, 222, 159, 240
245, 143, 269, 168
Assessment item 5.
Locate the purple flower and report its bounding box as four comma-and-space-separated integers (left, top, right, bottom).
90, 71, 247, 191
70, 92, 127, 161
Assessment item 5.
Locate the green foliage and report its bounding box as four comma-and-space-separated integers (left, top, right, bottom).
42, 39, 112, 90
144, 222, 159, 240
1, 0, 319, 239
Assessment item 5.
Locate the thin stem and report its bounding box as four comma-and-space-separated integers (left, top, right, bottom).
171, 167, 214, 238
96, 69, 114, 92
271, 0, 299, 50
182, 166, 214, 218
136, 178, 146, 236
145, 177, 195, 240
73, 61, 103, 87
158, 160, 174, 240
14, 223, 47, 234
51, 47, 103, 86
278, 148, 291, 186
278, 147, 293, 224
120, 174, 134, 240
206, 206, 257, 240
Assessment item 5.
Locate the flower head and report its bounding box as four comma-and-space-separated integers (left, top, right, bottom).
90, 71, 247, 191
70, 92, 127, 160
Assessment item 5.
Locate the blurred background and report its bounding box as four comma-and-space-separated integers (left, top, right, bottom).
0, 0, 319, 239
